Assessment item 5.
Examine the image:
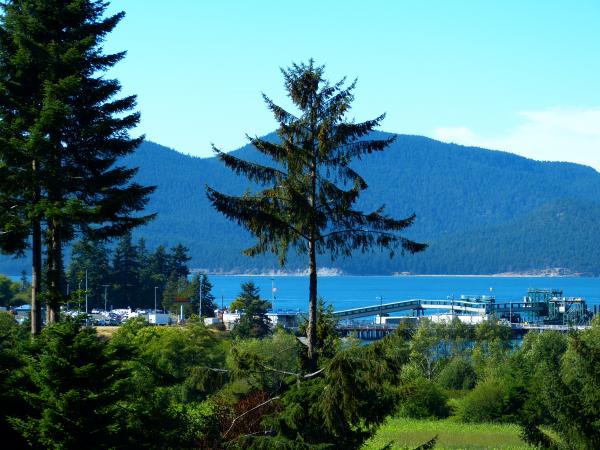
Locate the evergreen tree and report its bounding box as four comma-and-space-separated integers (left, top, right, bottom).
161, 271, 187, 312
66, 239, 110, 310
169, 244, 191, 279
0, 313, 30, 449
0, 0, 154, 330
111, 233, 139, 309
183, 273, 218, 318
207, 60, 426, 360
198, 273, 217, 317
135, 237, 153, 308
230, 282, 272, 339
10, 319, 130, 448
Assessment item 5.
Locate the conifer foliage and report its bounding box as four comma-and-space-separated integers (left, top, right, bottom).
207, 60, 426, 360
0, 0, 154, 332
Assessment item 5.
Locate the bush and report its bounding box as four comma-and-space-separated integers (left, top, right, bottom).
451, 376, 523, 423
398, 365, 449, 419
437, 357, 477, 390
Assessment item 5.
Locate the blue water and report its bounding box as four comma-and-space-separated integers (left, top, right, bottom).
11, 274, 600, 312
209, 276, 600, 312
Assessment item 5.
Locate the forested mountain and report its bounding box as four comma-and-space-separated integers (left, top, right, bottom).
3, 134, 600, 275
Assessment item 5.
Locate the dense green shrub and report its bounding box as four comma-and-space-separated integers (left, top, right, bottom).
437, 357, 477, 390
397, 364, 449, 419
0, 313, 30, 449
9, 319, 131, 449
451, 376, 524, 423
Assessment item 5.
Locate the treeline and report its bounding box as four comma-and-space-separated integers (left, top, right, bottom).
1, 311, 599, 448
65, 234, 217, 314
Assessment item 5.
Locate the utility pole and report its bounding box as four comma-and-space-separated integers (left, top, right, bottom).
154, 286, 158, 312
271, 277, 277, 312
78, 279, 82, 313
102, 285, 109, 313
376, 296, 384, 325
199, 275, 203, 318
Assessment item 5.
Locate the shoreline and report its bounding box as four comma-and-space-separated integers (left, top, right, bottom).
199, 272, 588, 278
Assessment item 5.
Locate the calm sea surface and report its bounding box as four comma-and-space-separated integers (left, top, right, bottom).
10, 274, 600, 312
209, 276, 600, 312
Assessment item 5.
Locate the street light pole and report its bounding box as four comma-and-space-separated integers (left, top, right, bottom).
199, 275, 203, 318
78, 279, 82, 313
154, 286, 158, 313
102, 285, 109, 313
271, 277, 277, 312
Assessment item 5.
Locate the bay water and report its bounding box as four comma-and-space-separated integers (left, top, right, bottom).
209, 275, 600, 312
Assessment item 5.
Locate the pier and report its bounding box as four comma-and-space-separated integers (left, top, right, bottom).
332, 289, 596, 339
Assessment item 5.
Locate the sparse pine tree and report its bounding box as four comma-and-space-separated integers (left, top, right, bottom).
207, 60, 426, 361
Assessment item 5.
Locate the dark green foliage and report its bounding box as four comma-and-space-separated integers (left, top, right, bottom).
474, 319, 512, 344
65, 239, 111, 308
298, 297, 340, 360
207, 60, 426, 359
0, 313, 30, 449
398, 376, 449, 420
111, 319, 228, 401
10, 319, 130, 449
247, 334, 410, 449
437, 357, 477, 390
110, 233, 141, 308
517, 322, 600, 448
107, 319, 225, 448
225, 330, 302, 396
64, 235, 193, 310
230, 282, 272, 339
197, 273, 218, 317
451, 376, 525, 424
0, 273, 29, 307
0, 0, 154, 327
5, 307, 600, 448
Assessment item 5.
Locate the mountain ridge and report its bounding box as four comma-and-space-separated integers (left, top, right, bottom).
2, 133, 600, 276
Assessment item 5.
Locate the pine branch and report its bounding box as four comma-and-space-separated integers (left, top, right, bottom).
213, 146, 286, 185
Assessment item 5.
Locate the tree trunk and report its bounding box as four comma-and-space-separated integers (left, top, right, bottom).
307, 238, 317, 364
46, 222, 62, 324
31, 213, 42, 335
306, 118, 319, 365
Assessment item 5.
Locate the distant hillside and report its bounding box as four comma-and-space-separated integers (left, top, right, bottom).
2, 134, 600, 275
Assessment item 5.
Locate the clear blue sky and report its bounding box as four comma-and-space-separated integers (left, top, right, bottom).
105, 0, 600, 169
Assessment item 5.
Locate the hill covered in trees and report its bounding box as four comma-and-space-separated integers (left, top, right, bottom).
3, 134, 600, 275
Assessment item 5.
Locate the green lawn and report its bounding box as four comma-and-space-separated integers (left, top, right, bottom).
362, 417, 533, 450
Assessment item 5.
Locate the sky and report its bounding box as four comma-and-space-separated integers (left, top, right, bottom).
105, 0, 600, 170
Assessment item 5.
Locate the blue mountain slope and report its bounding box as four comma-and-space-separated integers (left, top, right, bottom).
2, 135, 599, 275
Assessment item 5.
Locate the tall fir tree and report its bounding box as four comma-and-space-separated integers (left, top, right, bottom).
169, 244, 191, 279
66, 239, 110, 310
207, 60, 426, 361
10, 319, 131, 448
0, 0, 155, 330
230, 282, 272, 339
111, 233, 140, 309
198, 273, 217, 317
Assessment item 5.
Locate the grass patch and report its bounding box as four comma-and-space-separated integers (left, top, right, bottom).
363, 417, 533, 450
95, 326, 120, 339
